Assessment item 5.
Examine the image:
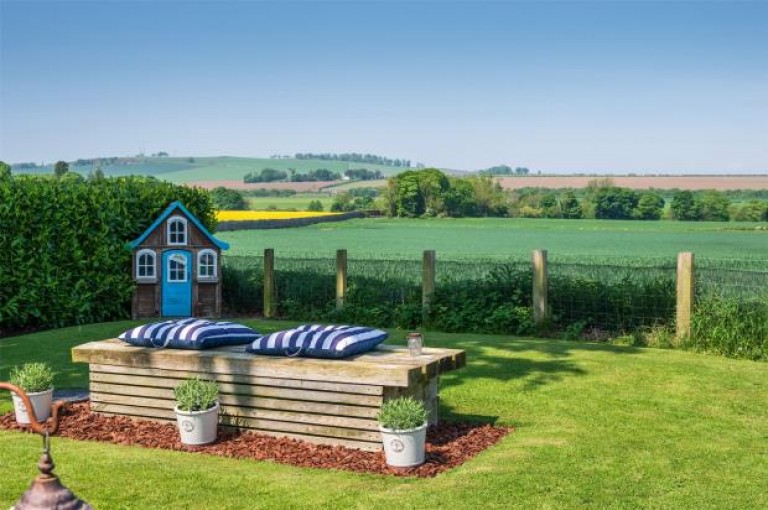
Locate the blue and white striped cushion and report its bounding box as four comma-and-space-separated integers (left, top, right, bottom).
119, 318, 261, 349
246, 324, 388, 359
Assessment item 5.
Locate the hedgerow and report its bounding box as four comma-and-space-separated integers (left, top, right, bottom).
0, 174, 214, 332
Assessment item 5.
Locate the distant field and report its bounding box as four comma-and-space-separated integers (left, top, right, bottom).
498, 175, 768, 191
245, 194, 334, 211
17, 156, 405, 184
217, 217, 768, 261
192, 179, 339, 192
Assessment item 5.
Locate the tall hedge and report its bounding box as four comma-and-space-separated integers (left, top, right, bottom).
0, 174, 214, 332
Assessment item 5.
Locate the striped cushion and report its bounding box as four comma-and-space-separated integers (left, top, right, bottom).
119, 318, 261, 349
246, 324, 388, 359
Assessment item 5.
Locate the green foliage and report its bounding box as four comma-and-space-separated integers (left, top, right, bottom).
10, 362, 54, 392
731, 200, 768, 222
593, 187, 640, 219
53, 160, 69, 178
671, 191, 700, 220
377, 396, 428, 430
211, 187, 246, 210
0, 174, 214, 331
307, 200, 324, 212
687, 295, 768, 360
0, 161, 10, 179
559, 191, 583, 219
244, 168, 287, 183
635, 192, 665, 220
174, 377, 219, 412
697, 190, 730, 221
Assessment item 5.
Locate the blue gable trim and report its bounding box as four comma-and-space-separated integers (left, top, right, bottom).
127, 201, 230, 250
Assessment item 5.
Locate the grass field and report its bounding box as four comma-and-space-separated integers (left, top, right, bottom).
245, 194, 334, 211
1, 321, 767, 508
218, 217, 768, 261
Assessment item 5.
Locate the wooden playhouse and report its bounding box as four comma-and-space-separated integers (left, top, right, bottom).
128, 201, 229, 319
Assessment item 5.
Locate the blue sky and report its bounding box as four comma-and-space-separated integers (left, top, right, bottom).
1, 0, 766, 173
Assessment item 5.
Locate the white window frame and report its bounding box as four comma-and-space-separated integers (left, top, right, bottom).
135, 249, 157, 282
197, 249, 218, 281
167, 253, 188, 283
167, 216, 188, 246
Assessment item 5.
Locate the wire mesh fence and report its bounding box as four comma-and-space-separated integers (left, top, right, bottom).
222, 253, 767, 354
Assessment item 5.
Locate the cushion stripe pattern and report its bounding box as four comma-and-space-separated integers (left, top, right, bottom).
119, 318, 261, 349
246, 324, 388, 359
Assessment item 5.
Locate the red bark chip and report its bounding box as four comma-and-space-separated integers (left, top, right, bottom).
0, 402, 510, 478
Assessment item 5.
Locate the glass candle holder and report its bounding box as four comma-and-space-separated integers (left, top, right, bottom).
407, 332, 423, 357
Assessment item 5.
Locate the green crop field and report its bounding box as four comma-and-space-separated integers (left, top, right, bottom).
16, 157, 403, 184
218, 217, 768, 262
245, 194, 334, 211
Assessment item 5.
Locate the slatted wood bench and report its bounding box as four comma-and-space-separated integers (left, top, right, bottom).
72, 339, 466, 452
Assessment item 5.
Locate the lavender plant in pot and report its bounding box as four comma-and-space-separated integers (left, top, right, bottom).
9, 363, 55, 425
378, 396, 429, 467
173, 377, 219, 445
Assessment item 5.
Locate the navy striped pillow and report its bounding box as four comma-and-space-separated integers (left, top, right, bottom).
119, 319, 261, 349
246, 324, 388, 359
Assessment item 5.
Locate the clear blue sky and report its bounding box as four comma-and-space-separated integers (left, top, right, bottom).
1, 0, 766, 173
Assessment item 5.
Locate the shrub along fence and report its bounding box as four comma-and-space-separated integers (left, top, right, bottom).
222, 250, 767, 360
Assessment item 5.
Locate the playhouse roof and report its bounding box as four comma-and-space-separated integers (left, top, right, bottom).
127, 201, 230, 250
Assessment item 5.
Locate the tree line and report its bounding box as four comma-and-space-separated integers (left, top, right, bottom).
378, 169, 767, 221
294, 153, 411, 168
244, 168, 341, 183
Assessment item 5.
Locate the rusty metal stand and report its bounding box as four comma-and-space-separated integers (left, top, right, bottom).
1, 382, 91, 509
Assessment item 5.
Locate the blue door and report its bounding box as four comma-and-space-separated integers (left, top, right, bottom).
162, 250, 192, 317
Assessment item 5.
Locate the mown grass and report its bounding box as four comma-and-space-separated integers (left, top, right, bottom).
219, 217, 768, 261
1, 320, 767, 508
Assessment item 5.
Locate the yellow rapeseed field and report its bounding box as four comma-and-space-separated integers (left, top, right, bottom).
217, 210, 340, 221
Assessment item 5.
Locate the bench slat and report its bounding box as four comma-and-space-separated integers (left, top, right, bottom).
90, 363, 384, 395
90, 404, 382, 452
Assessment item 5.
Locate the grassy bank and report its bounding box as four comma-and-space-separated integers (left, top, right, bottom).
1, 321, 767, 508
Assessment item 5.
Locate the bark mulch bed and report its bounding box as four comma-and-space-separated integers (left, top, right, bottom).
0, 401, 510, 478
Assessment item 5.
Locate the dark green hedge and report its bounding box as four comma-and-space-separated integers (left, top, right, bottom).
0, 175, 214, 331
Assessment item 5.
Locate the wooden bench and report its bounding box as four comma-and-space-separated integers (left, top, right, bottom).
72, 340, 466, 452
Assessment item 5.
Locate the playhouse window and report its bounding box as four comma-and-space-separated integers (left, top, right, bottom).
198, 250, 217, 280
167, 254, 188, 282
168, 216, 187, 245
136, 249, 156, 281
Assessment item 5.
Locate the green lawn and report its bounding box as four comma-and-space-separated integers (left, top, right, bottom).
1, 321, 766, 508
219, 217, 768, 262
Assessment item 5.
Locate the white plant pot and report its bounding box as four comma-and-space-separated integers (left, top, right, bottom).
12, 388, 53, 425
174, 402, 219, 445
379, 423, 427, 467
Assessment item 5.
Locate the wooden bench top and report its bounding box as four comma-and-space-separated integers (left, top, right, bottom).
72, 339, 466, 388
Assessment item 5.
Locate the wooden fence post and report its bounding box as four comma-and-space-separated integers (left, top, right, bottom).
676, 252, 695, 340
422, 250, 436, 322
532, 250, 549, 325
263, 248, 276, 318
336, 249, 348, 310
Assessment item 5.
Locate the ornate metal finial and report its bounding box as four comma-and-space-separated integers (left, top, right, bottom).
1, 383, 92, 509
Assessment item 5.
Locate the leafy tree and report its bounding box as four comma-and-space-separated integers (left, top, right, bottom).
0, 161, 10, 179
635, 192, 665, 220
559, 191, 582, 219
244, 168, 287, 183
53, 160, 69, 178
539, 193, 559, 218
514, 167, 530, 175
87, 167, 105, 181
211, 187, 246, 210
670, 191, 700, 220
697, 190, 730, 221
731, 200, 768, 222
444, 178, 477, 217
307, 200, 324, 212
468, 175, 507, 216
593, 187, 639, 219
